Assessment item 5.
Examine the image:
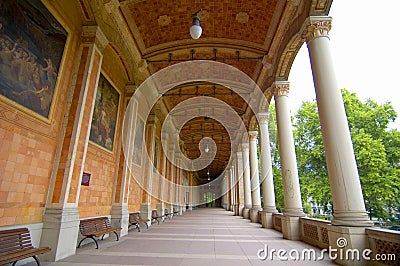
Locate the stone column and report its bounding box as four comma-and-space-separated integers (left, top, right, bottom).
225, 169, 231, 211
258, 113, 278, 228
140, 116, 157, 223
241, 142, 252, 219
272, 81, 305, 240
111, 86, 138, 237
302, 16, 373, 265
249, 131, 262, 222
221, 172, 228, 209
156, 135, 168, 217
236, 150, 245, 216
231, 163, 238, 215
168, 145, 175, 213
41, 26, 108, 261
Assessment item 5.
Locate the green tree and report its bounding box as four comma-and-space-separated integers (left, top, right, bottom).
292, 89, 400, 220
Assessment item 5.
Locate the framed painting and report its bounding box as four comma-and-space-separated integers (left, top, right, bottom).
133, 117, 144, 166
0, 0, 67, 118
89, 73, 120, 151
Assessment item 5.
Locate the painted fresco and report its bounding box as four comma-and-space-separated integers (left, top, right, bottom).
0, 0, 67, 118
89, 74, 120, 151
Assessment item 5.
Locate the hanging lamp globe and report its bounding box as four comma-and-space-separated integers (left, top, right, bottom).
190, 9, 202, 39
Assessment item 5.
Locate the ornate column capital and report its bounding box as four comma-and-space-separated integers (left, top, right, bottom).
301, 16, 332, 43
248, 131, 258, 141
272, 81, 290, 97
257, 112, 270, 125
241, 143, 249, 151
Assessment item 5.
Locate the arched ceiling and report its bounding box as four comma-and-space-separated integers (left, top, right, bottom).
77, 0, 333, 183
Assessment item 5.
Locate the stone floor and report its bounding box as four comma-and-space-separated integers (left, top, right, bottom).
25, 208, 335, 265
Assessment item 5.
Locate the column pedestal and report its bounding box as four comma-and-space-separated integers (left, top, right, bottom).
250, 207, 262, 223
327, 225, 369, 266
243, 207, 251, 219
281, 215, 301, 240
260, 211, 275, 229
233, 204, 239, 216
238, 204, 244, 216
110, 205, 129, 237
156, 202, 165, 217
140, 204, 152, 226
41, 207, 80, 261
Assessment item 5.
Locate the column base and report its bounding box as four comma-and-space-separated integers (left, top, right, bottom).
226, 203, 231, 211
156, 202, 165, 216
140, 204, 152, 226
243, 207, 251, 219
260, 211, 276, 229
40, 207, 80, 261
331, 211, 374, 227
282, 215, 302, 240
222, 203, 227, 209
237, 204, 244, 216
327, 225, 370, 266
250, 207, 262, 223
233, 204, 239, 216
110, 205, 129, 237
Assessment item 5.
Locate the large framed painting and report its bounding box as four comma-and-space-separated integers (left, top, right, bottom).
0, 0, 67, 119
133, 117, 144, 166
89, 73, 120, 152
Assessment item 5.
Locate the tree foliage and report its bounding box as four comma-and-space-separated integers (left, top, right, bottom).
268, 89, 400, 220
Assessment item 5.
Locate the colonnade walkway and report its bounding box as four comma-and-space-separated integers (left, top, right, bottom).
31, 208, 335, 265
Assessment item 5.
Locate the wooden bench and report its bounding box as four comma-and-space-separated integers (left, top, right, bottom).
77, 217, 121, 249
129, 212, 149, 232
0, 228, 51, 266
164, 208, 173, 220
151, 210, 164, 224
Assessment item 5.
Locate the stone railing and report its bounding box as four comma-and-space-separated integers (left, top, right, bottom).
366, 227, 400, 266
300, 217, 330, 249
272, 213, 283, 232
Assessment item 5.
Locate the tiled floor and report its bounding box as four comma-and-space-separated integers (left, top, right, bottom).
28, 208, 335, 265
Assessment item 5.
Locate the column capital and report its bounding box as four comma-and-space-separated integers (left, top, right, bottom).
81, 25, 109, 51
241, 143, 249, 151
248, 131, 258, 141
257, 112, 270, 125
272, 81, 290, 97
147, 115, 158, 125
301, 16, 332, 43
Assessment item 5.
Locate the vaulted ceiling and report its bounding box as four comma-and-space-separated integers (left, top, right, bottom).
77, 0, 333, 182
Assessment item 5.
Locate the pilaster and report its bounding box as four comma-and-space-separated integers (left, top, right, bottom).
41, 26, 107, 261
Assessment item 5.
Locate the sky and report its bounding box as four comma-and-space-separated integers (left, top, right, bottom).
288, 0, 400, 130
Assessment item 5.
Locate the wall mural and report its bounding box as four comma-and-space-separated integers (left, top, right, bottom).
0, 0, 67, 118
89, 74, 120, 151
133, 117, 144, 166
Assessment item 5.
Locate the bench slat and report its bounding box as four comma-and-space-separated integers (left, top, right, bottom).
0, 228, 51, 265
78, 217, 121, 249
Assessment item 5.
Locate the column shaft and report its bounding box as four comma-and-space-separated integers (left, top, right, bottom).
249, 131, 262, 222
258, 112, 278, 228
241, 143, 252, 219
236, 151, 245, 216
303, 17, 371, 226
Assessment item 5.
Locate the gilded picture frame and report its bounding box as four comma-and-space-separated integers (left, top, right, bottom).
0, 0, 67, 119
